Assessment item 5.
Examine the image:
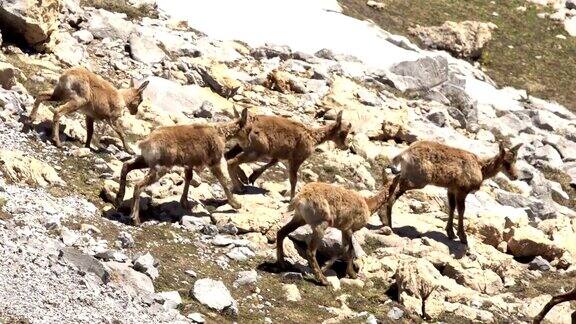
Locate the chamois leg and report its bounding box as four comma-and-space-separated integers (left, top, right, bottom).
342, 230, 357, 279
109, 119, 133, 154
383, 175, 401, 227
384, 178, 419, 229
308, 221, 330, 286
210, 159, 242, 210
275, 214, 306, 269
227, 151, 259, 193
533, 287, 576, 324
456, 192, 468, 244
85, 116, 94, 149
446, 191, 456, 239
248, 158, 279, 184
288, 159, 304, 200
130, 166, 162, 225
116, 155, 147, 207
30, 91, 53, 121
180, 167, 201, 210
52, 98, 85, 147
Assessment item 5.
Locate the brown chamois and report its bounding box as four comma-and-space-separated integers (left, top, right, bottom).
533, 287, 576, 324
227, 110, 352, 200
30, 67, 149, 152
276, 179, 392, 286
385, 140, 522, 244
115, 108, 250, 225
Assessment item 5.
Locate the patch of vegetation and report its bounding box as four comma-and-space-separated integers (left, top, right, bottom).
340, 0, 576, 111
539, 165, 576, 210
81, 0, 158, 20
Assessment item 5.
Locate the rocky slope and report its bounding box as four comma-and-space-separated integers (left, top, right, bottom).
0, 0, 575, 323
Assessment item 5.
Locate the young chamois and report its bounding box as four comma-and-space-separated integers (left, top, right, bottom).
227, 110, 352, 200
276, 179, 392, 286
385, 140, 522, 245
30, 67, 149, 153
115, 108, 250, 225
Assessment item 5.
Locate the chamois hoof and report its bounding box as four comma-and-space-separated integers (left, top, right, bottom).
316, 276, 330, 286
229, 199, 242, 210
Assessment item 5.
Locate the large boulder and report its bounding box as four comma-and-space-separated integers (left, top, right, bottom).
86, 9, 135, 41
410, 21, 498, 59
507, 226, 565, 261
59, 247, 110, 283
385, 56, 449, 92
47, 31, 87, 66
129, 32, 167, 64
105, 261, 155, 297
0, 149, 64, 187
0, 0, 60, 48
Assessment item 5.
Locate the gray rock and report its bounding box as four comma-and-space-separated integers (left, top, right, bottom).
192, 278, 238, 316
388, 306, 405, 320
61, 228, 80, 246
281, 272, 303, 282
543, 135, 576, 162
188, 312, 205, 323
104, 261, 155, 296
133, 252, 159, 280
118, 231, 135, 248
534, 144, 564, 169
72, 29, 94, 44
211, 235, 250, 247
567, 0, 576, 10
194, 101, 216, 119
234, 270, 258, 287
251, 44, 292, 60
426, 111, 447, 127
129, 33, 167, 64
218, 223, 238, 235
529, 256, 551, 271
49, 32, 87, 65
386, 56, 449, 92
86, 9, 135, 41
226, 246, 255, 262
201, 224, 219, 236
564, 162, 576, 188
94, 250, 128, 263
155, 291, 182, 309
532, 110, 569, 132
59, 247, 110, 283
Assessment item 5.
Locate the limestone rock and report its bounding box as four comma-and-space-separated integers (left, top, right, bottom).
0, 0, 60, 48
59, 247, 109, 283
410, 21, 498, 59
0, 62, 21, 90
282, 283, 301, 302
507, 226, 565, 261
0, 150, 64, 187
86, 9, 135, 41
48, 31, 87, 65
129, 33, 167, 64
105, 261, 155, 297
387, 56, 449, 92
192, 278, 238, 315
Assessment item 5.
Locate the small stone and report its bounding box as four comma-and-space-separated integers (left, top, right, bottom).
194, 101, 216, 118
185, 270, 197, 277
326, 276, 340, 291
61, 228, 80, 246
426, 111, 447, 127
80, 223, 100, 234
156, 291, 182, 309
219, 223, 238, 235
388, 306, 404, 320
340, 278, 365, 288
201, 224, 219, 236
226, 246, 255, 262
188, 312, 205, 323
282, 272, 303, 282
529, 256, 551, 272
133, 252, 159, 280
94, 250, 128, 262
234, 270, 258, 287
282, 284, 301, 302
118, 231, 135, 248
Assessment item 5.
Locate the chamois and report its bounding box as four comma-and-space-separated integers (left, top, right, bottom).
30, 67, 149, 152
116, 108, 250, 225
276, 179, 392, 286
227, 110, 352, 200
385, 140, 522, 244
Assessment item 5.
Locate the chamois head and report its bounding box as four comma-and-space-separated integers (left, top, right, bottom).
499, 142, 523, 180
330, 111, 352, 149
123, 80, 150, 115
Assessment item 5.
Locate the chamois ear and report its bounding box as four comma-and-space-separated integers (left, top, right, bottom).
510, 143, 523, 155
239, 108, 249, 127
232, 104, 240, 118
335, 110, 343, 126
137, 80, 150, 93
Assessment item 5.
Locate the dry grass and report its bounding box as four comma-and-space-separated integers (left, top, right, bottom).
80, 0, 158, 20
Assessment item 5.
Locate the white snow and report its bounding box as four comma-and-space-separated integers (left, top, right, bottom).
157, 0, 422, 68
